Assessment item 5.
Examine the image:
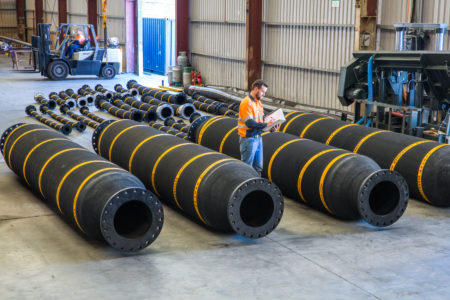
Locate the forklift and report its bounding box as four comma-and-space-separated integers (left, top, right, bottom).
31, 23, 121, 80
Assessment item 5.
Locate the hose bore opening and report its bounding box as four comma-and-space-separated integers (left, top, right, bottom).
160, 107, 172, 119
239, 191, 274, 227
369, 181, 400, 215
114, 200, 153, 239
184, 106, 195, 117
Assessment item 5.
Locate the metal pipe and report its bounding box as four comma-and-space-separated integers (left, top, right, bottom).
0, 123, 163, 251
92, 119, 284, 238
95, 96, 143, 122
127, 80, 186, 105
25, 105, 72, 135
40, 104, 86, 132
60, 104, 99, 129
34, 94, 57, 110
279, 111, 450, 207
187, 116, 409, 227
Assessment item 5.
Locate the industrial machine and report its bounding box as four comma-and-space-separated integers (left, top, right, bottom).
31, 23, 121, 80
338, 23, 450, 142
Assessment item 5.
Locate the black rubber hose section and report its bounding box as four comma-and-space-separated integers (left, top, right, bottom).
60, 104, 99, 129
121, 94, 166, 121
94, 96, 143, 122
172, 103, 196, 119
189, 98, 220, 114
127, 80, 186, 105
279, 110, 450, 207
25, 105, 72, 135
92, 119, 284, 238
0, 123, 163, 252
95, 84, 114, 99
35, 94, 57, 110
80, 85, 98, 95
59, 91, 79, 108
149, 122, 188, 140
114, 83, 138, 96
187, 116, 409, 227
66, 89, 87, 107
77, 88, 95, 105
79, 106, 107, 124
49, 92, 76, 109
40, 104, 86, 132
164, 117, 190, 133
184, 85, 243, 104
111, 97, 155, 122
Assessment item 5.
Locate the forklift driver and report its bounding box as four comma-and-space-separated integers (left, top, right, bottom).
65, 29, 86, 58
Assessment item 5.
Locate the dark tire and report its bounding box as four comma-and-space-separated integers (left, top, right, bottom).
47, 60, 69, 80
100, 65, 116, 79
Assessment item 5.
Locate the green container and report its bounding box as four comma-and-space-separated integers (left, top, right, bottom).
183, 67, 192, 73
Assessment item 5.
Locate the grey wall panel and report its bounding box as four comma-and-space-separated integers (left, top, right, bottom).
263, 64, 349, 112
190, 22, 245, 60
190, 0, 245, 22
263, 0, 354, 25
262, 25, 354, 72
0, 0, 17, 38
191, 54, 245, 90
44, 0, 58, 24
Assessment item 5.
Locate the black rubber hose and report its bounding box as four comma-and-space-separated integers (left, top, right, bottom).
95, 84, 114, 99
25, 105, 72, 135
80, 85, 98, 96
184, 85, 242, 104
121, 94, 170, 121
79, 106, 107, 124
111, 97, 156, 122
34, 94, 57, 110
49, 92, 76, 109
60, 104, 99, 129
59, 91, 80, 108
95, 96, 143, 122
164, 117, 189, 133
187, 116, 409, 227
279, 110, 450, 207
189, 99, 220, 114
189, 112, 202, 123
77, 88, 95, 105
137, 94, 175, 121
149, 122, 188, 140
127, 80, 186, 105
0, 123, 163, 252
66, 89, 87, 107
171, 103, 196, 119
191, 92, 217, 105
114, 83, 139, 97
40, 104, 86, 132
92, 119, 284, 238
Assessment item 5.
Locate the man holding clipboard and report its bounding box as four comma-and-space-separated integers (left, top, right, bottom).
237, 79, 283, 175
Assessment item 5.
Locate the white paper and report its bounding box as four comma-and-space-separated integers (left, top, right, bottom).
332, 0, 340, 8
263, 108, 285, 131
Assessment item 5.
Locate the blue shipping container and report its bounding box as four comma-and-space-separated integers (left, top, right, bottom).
143, 18, 175, 75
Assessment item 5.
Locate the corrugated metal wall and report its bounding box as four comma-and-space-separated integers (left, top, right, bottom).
0, 0, 18, 38
189, 0, 355, 112
262, 0, 355, 112
378, 0, 450, 51
189, 0, 246, 90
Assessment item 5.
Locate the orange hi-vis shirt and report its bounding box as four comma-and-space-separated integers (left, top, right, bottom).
238, 95, 265, 137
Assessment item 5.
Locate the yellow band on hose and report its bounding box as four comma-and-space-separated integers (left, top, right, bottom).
268, 139, 304, 181
198, 116, 226, 145
173, 152, 216, 210
300, 117, 329, 138
297, 149, 340, 203
325, 124, 358, 145
128, 134, 169, 172
417, 144, 448, 203
282, 113, 310, 133
219, 127, 238, 153
390, 140, 434, 171
353, 130, 389, 153
108, 125, 145, 161
319, 153, 354, 214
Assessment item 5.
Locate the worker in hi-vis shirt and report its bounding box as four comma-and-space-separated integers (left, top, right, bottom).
238, 79, 278, 175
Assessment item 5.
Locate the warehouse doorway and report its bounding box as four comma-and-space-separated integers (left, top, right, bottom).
142, 0, 175, 75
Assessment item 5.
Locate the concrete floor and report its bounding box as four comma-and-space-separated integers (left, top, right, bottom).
0, 55, 450, 300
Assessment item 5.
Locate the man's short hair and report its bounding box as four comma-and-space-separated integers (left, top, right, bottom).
251, 79, 268, 90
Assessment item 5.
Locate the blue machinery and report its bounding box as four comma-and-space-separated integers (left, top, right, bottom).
338, 23, 450, 142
